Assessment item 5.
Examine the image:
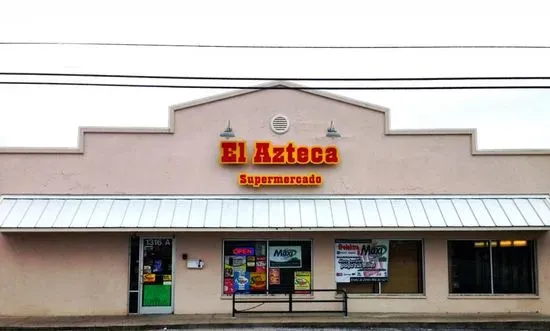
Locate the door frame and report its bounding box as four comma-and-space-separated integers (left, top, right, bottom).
138, 236, 176, 314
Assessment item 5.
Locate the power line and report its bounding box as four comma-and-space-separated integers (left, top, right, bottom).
2, 42, 550, 49
2, 72, 550, 81
1, 81, 550, 90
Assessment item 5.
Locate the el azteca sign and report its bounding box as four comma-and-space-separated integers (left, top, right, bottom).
219, 141, 339, 187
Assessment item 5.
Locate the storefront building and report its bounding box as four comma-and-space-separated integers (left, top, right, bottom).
1, 81, 550, 316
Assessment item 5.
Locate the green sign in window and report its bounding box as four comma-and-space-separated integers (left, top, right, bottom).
142, 284, 171, 306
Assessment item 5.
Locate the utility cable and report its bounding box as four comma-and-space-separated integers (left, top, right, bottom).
2, 72, 550, 81
1, 81, 550, 90
2, 42, 550, 49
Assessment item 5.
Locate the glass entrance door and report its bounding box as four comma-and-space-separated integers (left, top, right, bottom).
139, 237, 174, 314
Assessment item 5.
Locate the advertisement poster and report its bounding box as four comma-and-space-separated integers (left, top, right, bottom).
163, 274, 172, 285
256, 256, 266, 272
143, 273, 156, 283
224, 257, 234, 277
334, 240, 390, 283
294, 271, 311, 291
234, 271, 250, 292
142, 284, 171, 306
247, 256, 256, 267
268, 268, 280, 285
224, 266, 234, 278
250, 272, 267, 291
224, 278, 234, 295
268, 246, 302, 268
152, 259, 163, 273
232, 256, 247, 273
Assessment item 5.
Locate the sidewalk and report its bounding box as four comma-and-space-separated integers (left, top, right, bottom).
1, 313, 550, 330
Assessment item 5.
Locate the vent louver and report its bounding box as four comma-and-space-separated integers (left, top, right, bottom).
270, 114, 290, 134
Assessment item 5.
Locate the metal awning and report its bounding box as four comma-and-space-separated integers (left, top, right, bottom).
0, 195, 549, 232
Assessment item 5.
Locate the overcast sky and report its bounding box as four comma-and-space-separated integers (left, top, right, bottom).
1, 0, 549, 149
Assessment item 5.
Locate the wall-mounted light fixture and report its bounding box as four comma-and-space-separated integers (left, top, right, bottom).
219, 120, 235, 138
326, 121, 341, 138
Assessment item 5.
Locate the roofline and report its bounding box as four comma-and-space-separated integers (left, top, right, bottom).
167, 80, 391, 114
1, 80, 549, 155
1, 194, 549, 200
0, 226, 548, 233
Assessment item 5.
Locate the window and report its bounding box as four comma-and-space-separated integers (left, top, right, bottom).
222, 240, 312, 295
448, 240, 537, 295
335, 240, 424, 294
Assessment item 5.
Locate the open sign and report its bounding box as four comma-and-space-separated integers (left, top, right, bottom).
232, 247, 254, 256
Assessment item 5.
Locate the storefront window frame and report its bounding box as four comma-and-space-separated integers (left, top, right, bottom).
447, 239, 539, 296
334, 238, 426, 296
221, 238, 314, 297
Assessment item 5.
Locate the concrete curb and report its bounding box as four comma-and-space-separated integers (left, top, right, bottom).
2, 321, 550, 331
3, 313, 550, 330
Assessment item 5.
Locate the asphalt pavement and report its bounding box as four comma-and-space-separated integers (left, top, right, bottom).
2, 313, 550, 330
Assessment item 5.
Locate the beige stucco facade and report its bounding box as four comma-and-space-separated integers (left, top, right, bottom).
1, 85, 549, 195
1, 82, 549, 316
1, 231, 549, 316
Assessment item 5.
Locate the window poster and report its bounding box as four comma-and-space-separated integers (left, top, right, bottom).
224, 278, 234, 295
250, 272, 267, 291
247, 256, 256, 267
335, 239, 390, 283
232, 256, 247, 273
143, 273, 156, 283
143, 284, 171, 306
294, 271, 311, 291
268, 246, 302, 268
268, 268, 281, 285
224, 244, 267, 294
152, 259, 163, 273
223, 240, 311, 295
256, 256, 266, 272
234, 271, 250, 292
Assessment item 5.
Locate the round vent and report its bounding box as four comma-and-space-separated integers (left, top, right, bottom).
270, 114, 290, 134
